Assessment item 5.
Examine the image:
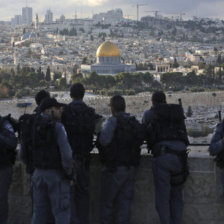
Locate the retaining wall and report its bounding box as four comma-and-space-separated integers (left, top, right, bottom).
8, 152, 224, 224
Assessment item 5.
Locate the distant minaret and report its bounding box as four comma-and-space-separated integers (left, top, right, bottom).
14, 51, 19, 65
75, 10, 77, 20
35, 14, 39, 29
11, 36, 15, 46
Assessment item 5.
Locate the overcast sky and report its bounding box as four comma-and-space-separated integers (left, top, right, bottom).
1, 0, 224, 21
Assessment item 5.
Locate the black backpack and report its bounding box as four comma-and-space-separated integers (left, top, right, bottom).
214, 121, 224, 169
146, 103, 189, 147
0, 115, 17, 167
32, 115, 62, 170
18, 113, 36, 174
97, 114, 144, 169
62, 103, 97, 157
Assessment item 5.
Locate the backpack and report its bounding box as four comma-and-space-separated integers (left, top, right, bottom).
18, 113, 36, 174
146, 103, 189, 147
214, 121, 224, 169
97, 114, 144, 170
32, 115, 62, 170
0, 115, 17, 167
62, 103, 97, 157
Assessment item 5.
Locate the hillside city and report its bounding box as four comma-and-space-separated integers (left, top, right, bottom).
1, 7, 224, 97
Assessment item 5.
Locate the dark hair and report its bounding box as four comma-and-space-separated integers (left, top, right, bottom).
152, 91, 166, 105
35, 90, 50, 106
110, 95, 126, 112
70, 83, 85, 99
39, 98, 61, 112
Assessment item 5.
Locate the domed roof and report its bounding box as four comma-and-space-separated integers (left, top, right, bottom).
21, 32, 30, 41
21, 32, 37, 41
96, 41, 120, 57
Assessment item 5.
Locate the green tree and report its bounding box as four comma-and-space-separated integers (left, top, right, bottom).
37, 67, 45, 81
217, 54, 222, 65
69, 27, 77, 36
53, 72, 62, 81
171, 58, 179, 68
205, 64, 214, 79
71, 73, 84, 84
82, 57, 87, 65
184, 71, 199, 86
16, 64, 21, 74
58, 77, 67, 89
186, 106, 193, 117
160, 72, 184, 88
72, 64, 79, 75
45, 66, 51, 81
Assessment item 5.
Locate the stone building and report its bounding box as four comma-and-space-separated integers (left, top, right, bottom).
81, 41, 136, 76
155, 63, 170, 73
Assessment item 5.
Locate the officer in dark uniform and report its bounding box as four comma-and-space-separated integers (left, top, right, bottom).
142, 91, 189, 224
20, 89, 55, 224
34, 90, 50, 111
98, 95, 144, 224
209, 119, 224, 189
0, 115, 17, 224
20, 89, 50, 170
62, 83, 101, 224
31, 98, 74, 224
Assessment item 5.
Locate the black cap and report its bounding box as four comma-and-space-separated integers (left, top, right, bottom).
39, 98, 61, 112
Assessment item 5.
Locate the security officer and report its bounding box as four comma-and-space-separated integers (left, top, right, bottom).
62, 83, 101, 224
20, 89, 54, 224
31, 98, 74, 224
0, 115, 17, 224
142, 91, 189, 224
20, 89, 51, 172
34, 89, 50, 112
98, 95, 144, 224
209, 118, 224, 187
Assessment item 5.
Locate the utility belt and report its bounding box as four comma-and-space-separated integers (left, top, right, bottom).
154, 145, 189, 186
105, 164, 135, 173
153, 145, 186, 158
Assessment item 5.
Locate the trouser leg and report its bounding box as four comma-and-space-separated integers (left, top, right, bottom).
31, 175, 49, 224
70, 185, 79, 224
152, 159, 171, 224
116, 168, 135, 224
101, 168, 119, 224
74, 160, 89, 224
47, 211, 55, 224
170, 184, 183, 224
49, 178, 71, 224
30, 176, 55, 224
0, 166, 12, 224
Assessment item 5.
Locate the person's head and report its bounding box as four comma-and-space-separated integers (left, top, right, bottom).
152, 91, 166, 106
40, 98, 62, 120
70, 83, 85, 100
59, 103, 66, 114
109, 95, 126, 115
35, 90, 50, 106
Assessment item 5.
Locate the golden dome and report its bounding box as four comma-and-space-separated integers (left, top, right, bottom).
96, 41, 120, 57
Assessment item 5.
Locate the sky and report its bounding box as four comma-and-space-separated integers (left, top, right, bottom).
1, 0, 224, 21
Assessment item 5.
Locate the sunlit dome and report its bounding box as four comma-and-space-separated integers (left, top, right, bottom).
96, 41, 120, 57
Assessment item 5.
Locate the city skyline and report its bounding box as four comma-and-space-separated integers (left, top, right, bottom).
1, 0, 224, 22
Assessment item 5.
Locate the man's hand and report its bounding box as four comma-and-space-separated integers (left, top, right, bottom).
70, 180, 75, 186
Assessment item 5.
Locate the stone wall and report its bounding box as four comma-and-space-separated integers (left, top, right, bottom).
8, 153, 224, 224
